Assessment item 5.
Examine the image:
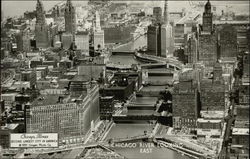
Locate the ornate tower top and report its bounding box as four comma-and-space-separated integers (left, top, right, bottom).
36, 0, 46, 24
64, 0, 76, 34
204, 0, 211, 13
65, 0, 74, 12
95, 11, 101, 31
163, 0, 169, 25
202, 0, 213, 33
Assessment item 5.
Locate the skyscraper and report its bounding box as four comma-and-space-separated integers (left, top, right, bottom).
35, 0, 49, 48
147, 24, 161, 56
153, 7, 162, 25
65, 0, 76, 35
198, 0, 217, 66
161, 0, 174, 57
172, 70, 199, 130
219, 25, 238, 58
93, 11, 104, 50
163, 0, 169, 25
202, 0, 213, 34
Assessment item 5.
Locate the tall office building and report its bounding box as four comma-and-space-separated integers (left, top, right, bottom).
187, 34, 198, 63
75, 31, 89, 52
202, 0, 213, 34
35, 0, 49, 48
62, 32, 74, 49
219, 25, 238, 58
147, 24, 161, 56
198, 0, 217, 66
93, 11, 104, 50
172, 70, 199, 130
153, 7, 162, 25
65, 0, 76, 35
161, 0, 174, 57
200, 63, 225, 111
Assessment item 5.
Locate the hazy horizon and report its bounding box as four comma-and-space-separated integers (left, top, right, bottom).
1, 1, 249, 18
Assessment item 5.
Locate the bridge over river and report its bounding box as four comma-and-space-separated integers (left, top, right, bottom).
109, 51, 184, 70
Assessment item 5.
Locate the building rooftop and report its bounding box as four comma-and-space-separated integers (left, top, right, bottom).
31, 94, 69, 106
100, 96, 114, 99
200, 110, 225, 119
1, 93, 18, 97
232, 128, 249, 135
21, 70, 33, 74
1, 123, 19, 130
197, 118, 222, 123
234, 119, 249, 128
76, 31, 89, 35
71, 75, 89, 82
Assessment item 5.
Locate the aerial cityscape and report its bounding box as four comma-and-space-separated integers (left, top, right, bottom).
0, 0, 249, 159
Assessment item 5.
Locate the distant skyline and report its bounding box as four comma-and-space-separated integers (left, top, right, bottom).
1, 1, 249, 18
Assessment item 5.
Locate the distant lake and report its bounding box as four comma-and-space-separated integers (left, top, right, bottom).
2, 1, 249, 18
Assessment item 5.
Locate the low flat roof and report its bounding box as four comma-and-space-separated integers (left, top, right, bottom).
1, 123, 19, 130
197, 118, 222, 123
32, 94, 69, 106
232, 128, 249, 135
200, 110, 225, 119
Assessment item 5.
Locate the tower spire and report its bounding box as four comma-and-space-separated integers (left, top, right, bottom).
65, 0, 76, 34
35, 0, 49, 48
163, 0, 169, 25
36, 0, 46, 25
95, 11, 101, 31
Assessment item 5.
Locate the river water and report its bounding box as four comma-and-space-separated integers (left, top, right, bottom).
113, 35, 147, 52
109, 54, 142, 65
109, 35, 146, 65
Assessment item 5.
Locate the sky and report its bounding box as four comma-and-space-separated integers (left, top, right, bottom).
1, 0, 249, 18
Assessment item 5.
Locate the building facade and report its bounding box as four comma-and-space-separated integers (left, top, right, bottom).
62, 33, 73, 49
198, 33, 217, 66
202, 0, 213, 34
100, 96, 114, 120
25, 85, 100, 143
93, 11, 105, 50
200, 63, 225, 111
219, 25, 238, 58
75, 31, 89, 52
187, 34, 198, 63
172, 70, 199, 130
147, 24, 161, 56
21, 70, 37, 89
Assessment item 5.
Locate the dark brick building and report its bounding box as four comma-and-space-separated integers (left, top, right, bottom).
64, 0, 76, 34
100, 96, 114, 120
172, 70, 200, 130
200, 63, 225, 111
35, 0, 49, 48
198, 0, 218, 66
218, 25, 238, 58
147, 24, 161, 57
198, 33, 218, 66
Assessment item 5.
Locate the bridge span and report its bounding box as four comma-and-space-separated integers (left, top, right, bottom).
135, 52, 184, 70
109, 51, 183, 70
